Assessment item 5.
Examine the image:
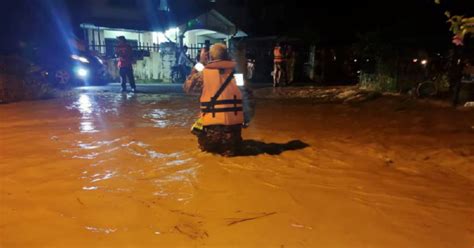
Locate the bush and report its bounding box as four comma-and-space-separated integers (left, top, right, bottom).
359, 72, 398, 92
0, 56, 56, 103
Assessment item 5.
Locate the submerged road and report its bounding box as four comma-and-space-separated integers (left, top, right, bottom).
0, 90, 473, 247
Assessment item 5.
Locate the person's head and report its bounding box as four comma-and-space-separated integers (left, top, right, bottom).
209, 43, 229, 61
117, 36, 126, 43
182, 45, 188, 52
204, 40, 211, 48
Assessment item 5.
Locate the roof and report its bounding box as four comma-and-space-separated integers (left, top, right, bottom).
178, 9, 247, 37
74, 0, 211, 32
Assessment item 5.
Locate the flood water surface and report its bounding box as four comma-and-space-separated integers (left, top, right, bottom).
1, 92, 473, 247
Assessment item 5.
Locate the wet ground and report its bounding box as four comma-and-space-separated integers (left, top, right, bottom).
0, 91, 473, 247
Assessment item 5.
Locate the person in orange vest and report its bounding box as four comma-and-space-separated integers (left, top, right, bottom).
184, 43, 244, 156
114, 36, 136, 93
273, 42, 286, 87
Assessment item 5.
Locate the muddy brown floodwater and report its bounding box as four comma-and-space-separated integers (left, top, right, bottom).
0, 92, 473, 247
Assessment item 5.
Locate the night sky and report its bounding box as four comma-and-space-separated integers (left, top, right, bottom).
215, 0, 474, 46
0, 0, 473, 51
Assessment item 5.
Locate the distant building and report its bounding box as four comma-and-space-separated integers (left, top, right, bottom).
75, 1, 247, 82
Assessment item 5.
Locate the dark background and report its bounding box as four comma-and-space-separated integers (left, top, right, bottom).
0, 0, 472, 53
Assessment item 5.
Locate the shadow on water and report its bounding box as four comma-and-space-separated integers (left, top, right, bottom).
237, 140, 309, 156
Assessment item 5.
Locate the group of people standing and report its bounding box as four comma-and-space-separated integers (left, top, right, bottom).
273, 43, 296, 87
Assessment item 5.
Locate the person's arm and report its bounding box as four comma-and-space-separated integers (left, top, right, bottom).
183, 70, 203, 94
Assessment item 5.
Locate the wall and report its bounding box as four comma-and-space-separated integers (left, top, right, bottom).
87, 29, 106, 54
103, 30, 140, 41
86, 28, 159, 56
133, 48, 175, 82
183, 30, 224, 47
141, 32, 153, 46
107, 43, 176, 83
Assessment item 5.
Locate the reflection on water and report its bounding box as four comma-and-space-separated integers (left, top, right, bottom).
144, 109, 168, 128
90, 170, 117, 183
85, 226, 117, 234
69, 94, 98, 133
80, 121, 97, 133
78, 94, 93, 114
82, 186, 99, 191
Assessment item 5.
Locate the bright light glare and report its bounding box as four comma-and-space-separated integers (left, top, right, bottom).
71, 54, 90, 63
152, 27, 180, 44
421, 59, 428, 65
194, 63, 205, 72
76, 67, 89, 78
413, 58, 418, 63
234, 73, 244, 86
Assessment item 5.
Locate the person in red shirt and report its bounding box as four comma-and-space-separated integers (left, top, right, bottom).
114, 36, 136, 92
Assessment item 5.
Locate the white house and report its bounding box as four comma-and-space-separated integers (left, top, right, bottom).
77, 0, 246, 82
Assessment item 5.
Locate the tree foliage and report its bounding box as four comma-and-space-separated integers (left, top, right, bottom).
435, 0, 474, 45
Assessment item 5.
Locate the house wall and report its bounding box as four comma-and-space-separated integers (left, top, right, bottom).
85, 27, 176, 83
87, 29, 106, 54
103, 30, 140, 41
133, 46, 176, 82
184, 32, 197, 47
107, 52, 175, 83
86, 28, 159, 56
106, 43, 176, 83
183, 30, 225, 47
86, 29, 174, 50
141, 32, 154, 47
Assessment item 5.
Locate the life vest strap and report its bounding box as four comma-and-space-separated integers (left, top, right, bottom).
201, 99, 242, 107
201, 107, 243, 114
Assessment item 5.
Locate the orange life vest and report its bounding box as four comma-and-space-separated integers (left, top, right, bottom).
274, 46, 284, 62
200, 60, 244, 126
